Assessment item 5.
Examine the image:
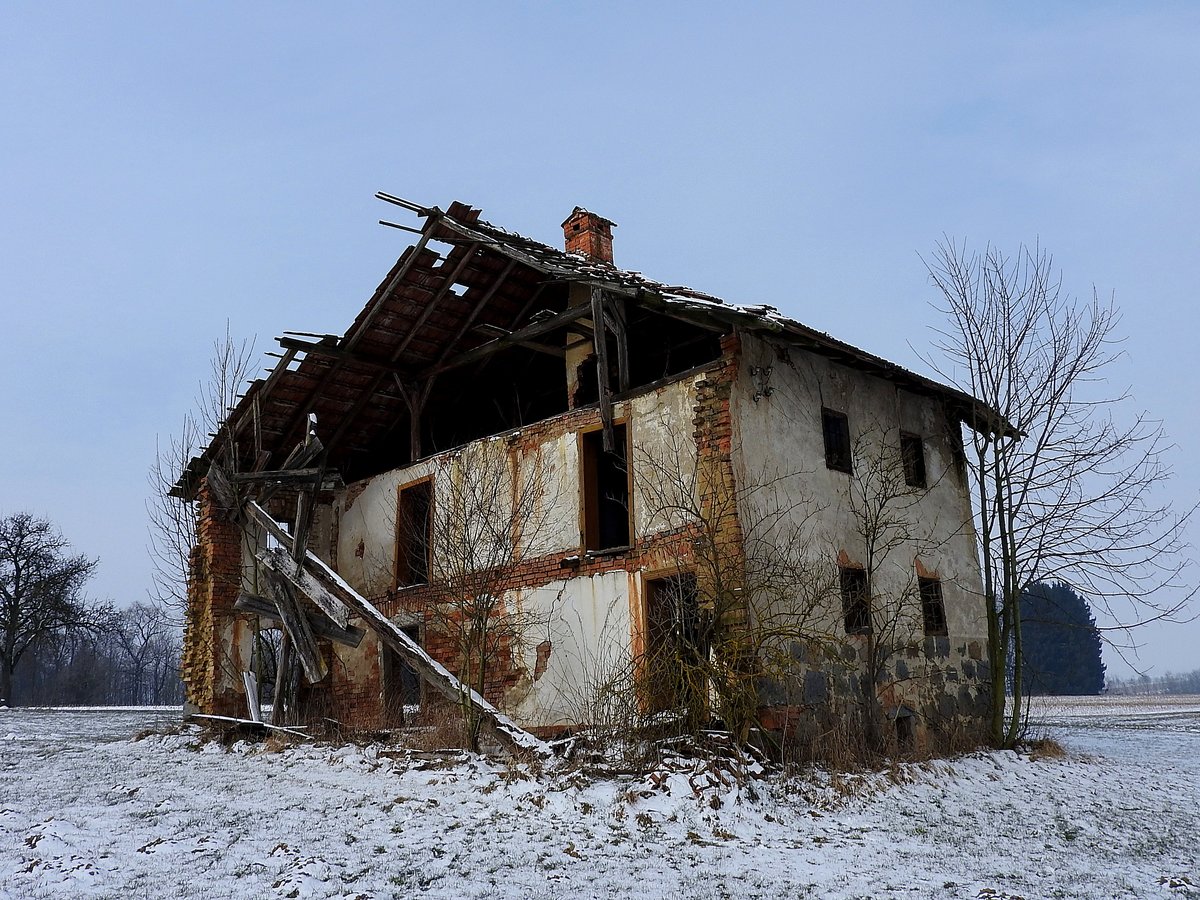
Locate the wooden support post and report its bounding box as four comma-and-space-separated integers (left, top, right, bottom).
242, 671, 262, 723
608, 296, 630, 393
293, 489, 313, 566
395, 377, 426, 462
590, 285, 615, 453
271, 633, 292, 725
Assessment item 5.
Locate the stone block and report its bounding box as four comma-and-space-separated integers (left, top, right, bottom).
803, 671, 828, 705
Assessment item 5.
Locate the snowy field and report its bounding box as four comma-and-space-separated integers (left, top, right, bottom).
1, 698, 1197, 899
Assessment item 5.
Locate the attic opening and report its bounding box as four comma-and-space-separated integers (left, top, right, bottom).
346, 308, 721, 482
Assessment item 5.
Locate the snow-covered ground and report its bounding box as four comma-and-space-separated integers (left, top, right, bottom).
1, 698, 1197, 899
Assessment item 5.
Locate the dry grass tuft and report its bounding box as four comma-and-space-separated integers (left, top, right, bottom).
1025, 737, 1066, 760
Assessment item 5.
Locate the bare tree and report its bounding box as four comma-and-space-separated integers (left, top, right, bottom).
0, 512, 108, 706
147, 325, 256, 622
926, 240, 1195, 747
111, 601, 182, 704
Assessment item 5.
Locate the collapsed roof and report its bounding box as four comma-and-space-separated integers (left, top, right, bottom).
178, 194, 999, 499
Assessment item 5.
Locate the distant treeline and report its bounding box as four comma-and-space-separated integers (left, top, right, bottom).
10, 602, 183, 707
1105, 668, 1200, 696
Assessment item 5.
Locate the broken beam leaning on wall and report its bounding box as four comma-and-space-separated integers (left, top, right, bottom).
235, 591, 365, 647
243, 499, 551, 760
206, 458, 340, 689
257, 547, 351, 630
261, 564, 327, 683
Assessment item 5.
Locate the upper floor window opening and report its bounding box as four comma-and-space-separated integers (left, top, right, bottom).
822, 408, 852, 473
900, 432, 927, 489
395, 478, 433, 587
581, 423, 631, 552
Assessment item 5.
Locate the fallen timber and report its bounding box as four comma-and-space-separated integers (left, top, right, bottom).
209, 463, 551, 760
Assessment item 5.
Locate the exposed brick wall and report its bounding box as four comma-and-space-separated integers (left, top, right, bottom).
692, 332, 748, 625
180, 481, 244, 717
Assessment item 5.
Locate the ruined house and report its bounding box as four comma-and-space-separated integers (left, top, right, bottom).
179, 195, 996, 755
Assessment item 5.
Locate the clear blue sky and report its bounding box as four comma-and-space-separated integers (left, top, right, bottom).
2, 2, 1196, 680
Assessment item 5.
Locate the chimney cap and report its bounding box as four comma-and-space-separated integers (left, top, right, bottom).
561, 206, 617, 229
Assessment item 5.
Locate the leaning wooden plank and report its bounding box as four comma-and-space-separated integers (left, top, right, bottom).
235, 591, 365, 647
258, 547, 351, 630
187, 713, 310, 739
262, 565, 328, 684
304, 561, 549, 759
291, 487, 315, 567
245, 500, 550, 759
247, 503, 364, 622
206, 462, 239, 512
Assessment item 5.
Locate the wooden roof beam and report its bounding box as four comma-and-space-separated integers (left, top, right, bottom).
473, 324, 564, 357
420, 302, 591, 379
276, 337, 413, 377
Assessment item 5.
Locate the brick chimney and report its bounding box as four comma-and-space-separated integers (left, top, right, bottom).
562, 207, 616, 264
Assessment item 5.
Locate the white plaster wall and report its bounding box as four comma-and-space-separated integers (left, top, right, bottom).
505, 571, 636, 728
333, 458, 435, 597
731, 332, 986, 645
630, 376, 702, 537
516, 431, 578, 557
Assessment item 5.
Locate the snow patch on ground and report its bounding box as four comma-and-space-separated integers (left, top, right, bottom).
1, 699, 1197, 898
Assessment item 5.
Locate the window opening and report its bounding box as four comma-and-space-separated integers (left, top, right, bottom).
644, 572, 705, 713
919, 576, 947, 636
840, 566, 871, 634
901, 432, 927, 488
396, 479, 432, 587
581, 423, 630, 551
822, 408, 852, 473
381, 624, 422, 726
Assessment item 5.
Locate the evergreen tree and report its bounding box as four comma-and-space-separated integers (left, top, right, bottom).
1019, 582, 1106, 695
